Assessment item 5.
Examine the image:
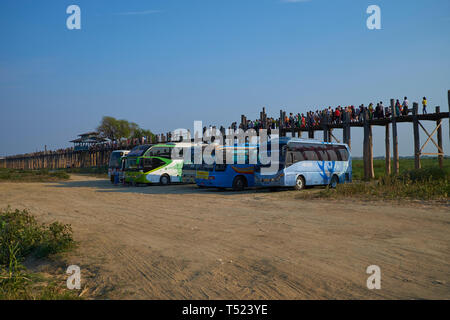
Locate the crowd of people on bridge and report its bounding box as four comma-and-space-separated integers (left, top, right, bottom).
240, 96, 430, 130
8, 96, 434, 159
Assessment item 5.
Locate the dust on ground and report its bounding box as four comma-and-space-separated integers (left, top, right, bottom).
1, 175, 449, 299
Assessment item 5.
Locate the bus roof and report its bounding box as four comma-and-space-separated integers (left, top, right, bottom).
286, 138, 349, 147
267, 137, 349, 148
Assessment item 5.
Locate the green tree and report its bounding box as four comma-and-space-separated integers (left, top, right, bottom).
97, 116, 153, 141
131, 128, 154, 140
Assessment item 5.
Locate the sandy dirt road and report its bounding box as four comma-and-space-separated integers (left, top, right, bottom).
1, 175, 449, 299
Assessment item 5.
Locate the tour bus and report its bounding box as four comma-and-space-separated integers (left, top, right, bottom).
124, 142, 193, 185
254, 138, 352, 190
181, 161, 200, 184
181, 143, 216, 184
123, 144, 154, 183
195, 144, 259, 191
108, 150, 130, 183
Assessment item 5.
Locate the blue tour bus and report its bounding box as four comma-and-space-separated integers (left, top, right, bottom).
254, 138, 352, 190
195, 144, 258, 191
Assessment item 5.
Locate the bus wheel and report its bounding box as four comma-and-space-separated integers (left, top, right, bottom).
294, 176, 305, 191
160, 175, 170, 186
232, 176, 246, 191
329, 175, 339, 189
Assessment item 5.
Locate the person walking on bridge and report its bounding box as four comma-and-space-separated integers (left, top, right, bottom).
422, 97, 427, 114
402, 97, 409, 116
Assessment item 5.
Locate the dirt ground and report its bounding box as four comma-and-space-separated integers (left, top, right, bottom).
1, 175, 449, 299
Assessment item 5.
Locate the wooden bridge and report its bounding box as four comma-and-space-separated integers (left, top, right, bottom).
1, 91, 449, 181
275, 99, 449, 180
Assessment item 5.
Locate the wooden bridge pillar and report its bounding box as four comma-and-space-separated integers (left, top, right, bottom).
436, 106, 443, 169
278, 110, 282, 131
385, 123, 391, 175
412, 102, 421, 169
322, 115, 329, 142
260, 107, 267, 129
363, 108, 374, 180
448, 90, 450, 143
343, 112, 351, 149
391, 99, 399, 174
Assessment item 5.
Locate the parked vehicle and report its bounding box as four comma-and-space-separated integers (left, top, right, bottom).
254, 138, 352, 190
124, 142, 193, 185
195, 144, 258, 191
108, 150, 130, 183
181, 144, 211, 184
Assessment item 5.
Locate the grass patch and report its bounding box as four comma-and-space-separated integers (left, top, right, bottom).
0, 168, 69, 182
303, 167, 449, 201
351, 157, 450, 180
61, 166, 108, 178
0, 207, 79, 300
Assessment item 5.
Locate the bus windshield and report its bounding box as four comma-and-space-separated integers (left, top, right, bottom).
128, 145, 152, 157
124, 157, 141, 171
109, 152, 126, 169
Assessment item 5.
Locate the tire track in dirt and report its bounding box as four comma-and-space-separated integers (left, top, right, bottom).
1, 175, 449, 299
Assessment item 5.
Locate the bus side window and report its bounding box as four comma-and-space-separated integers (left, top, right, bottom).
326, 146, 338, 161
164, 148, 171, 157
293, 151, 305, 163
143, 158, 153, 172
304, 148, 318, 161
317, 146, 329, 161
153, 158, 164, 169
286, 151, 294, 166
338, 147, 349, 161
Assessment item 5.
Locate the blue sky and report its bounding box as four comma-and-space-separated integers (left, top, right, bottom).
0, 0, 449, 157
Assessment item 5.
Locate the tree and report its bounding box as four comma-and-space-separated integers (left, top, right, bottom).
97, 116, 153, 141
131, 128, 154, 140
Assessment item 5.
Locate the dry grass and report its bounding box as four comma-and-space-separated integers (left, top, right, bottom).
0, 169, 69, 182
298, 167, 449, 202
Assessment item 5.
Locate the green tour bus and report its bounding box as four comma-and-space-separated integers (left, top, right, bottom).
122, 144, 153, 184
124, 142, 193, 186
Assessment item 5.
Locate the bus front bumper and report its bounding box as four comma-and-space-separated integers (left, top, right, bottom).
254, 173, 285, 187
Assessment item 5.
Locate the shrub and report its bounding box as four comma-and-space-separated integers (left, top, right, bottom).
0, 207, 74, 265
0, 207, 77, 300
398, 167, 448, 182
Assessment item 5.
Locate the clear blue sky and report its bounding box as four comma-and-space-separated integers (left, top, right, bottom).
1, 0, 449, 157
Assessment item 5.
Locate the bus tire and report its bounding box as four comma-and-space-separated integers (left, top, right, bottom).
160, 174, 170, 186
294, 175, 305, 191
232, 176, 246, 192
329, 175, 339, 189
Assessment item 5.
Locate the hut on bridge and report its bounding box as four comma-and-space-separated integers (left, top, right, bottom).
70, 132, 106, 151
